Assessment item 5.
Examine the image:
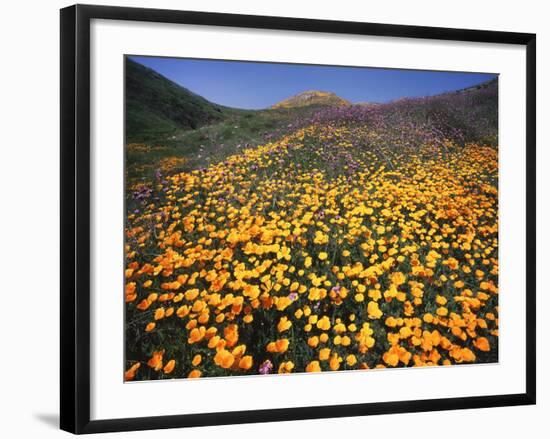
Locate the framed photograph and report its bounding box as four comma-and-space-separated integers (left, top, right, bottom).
60, 4, 536, 434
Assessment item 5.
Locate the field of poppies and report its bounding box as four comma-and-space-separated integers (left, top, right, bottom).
124, 82, 499, 381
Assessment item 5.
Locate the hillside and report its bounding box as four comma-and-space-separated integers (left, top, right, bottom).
302, 78, 498, 148
125, 58, 239, 141
271, 90, 351, 109
389, 78, 498, 145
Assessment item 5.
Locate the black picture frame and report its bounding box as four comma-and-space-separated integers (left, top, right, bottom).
60, 4, 536, 434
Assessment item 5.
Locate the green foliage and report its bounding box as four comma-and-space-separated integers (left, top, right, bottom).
126, 106, 321, 184
125, 58, 241, 141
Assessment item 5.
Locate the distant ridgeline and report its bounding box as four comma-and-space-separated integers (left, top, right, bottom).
271, 90, 351, 109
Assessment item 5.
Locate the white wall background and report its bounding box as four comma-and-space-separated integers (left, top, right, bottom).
0, 0, 546, 437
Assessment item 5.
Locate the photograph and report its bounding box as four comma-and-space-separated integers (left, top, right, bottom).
0, 0, 542, 436
123, 56, 499, 381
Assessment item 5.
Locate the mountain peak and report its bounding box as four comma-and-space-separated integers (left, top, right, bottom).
271, 90, 351, 109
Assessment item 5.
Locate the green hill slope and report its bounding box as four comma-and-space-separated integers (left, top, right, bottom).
125, 58, 237, 141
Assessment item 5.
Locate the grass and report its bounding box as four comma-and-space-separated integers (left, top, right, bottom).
125, 106, 324, 184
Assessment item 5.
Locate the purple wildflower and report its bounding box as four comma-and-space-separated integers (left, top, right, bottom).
259, 360, 273, 375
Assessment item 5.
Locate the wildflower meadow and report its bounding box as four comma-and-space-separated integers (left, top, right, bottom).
124, 59, 498, 381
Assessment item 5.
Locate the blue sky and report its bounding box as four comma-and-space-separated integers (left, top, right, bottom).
129, 56, 497, 110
